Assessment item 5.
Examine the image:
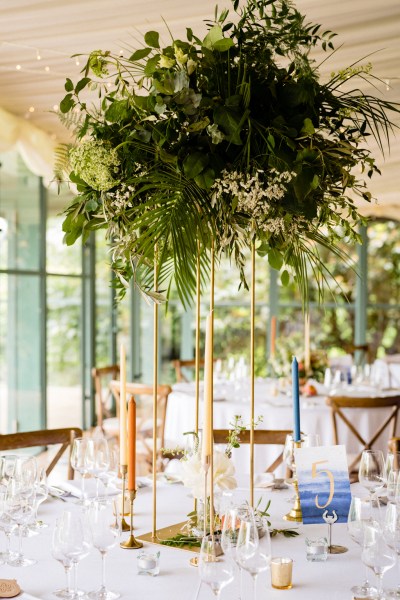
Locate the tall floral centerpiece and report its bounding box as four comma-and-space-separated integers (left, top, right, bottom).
58, 0, 399, 305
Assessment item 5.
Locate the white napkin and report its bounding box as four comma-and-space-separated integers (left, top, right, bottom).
54, 479, 120, 499
254, 473, 275, 488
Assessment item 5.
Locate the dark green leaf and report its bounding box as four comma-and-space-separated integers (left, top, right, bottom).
144, 30, 160, 49
144, 55, 161, 76
183, 152, 209, 179
268, 248, 283, 270
75, 77, 91, 94
105, 100, 130, 122
129, 47, 152, 61
60, 94, 75, 114
213, 106, 242, 145
65, 79, 74, 92
194, 167, 215, 189
281, 270, 290, 286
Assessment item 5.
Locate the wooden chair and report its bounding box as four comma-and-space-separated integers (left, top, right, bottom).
110, 381, 172, 469
172, 359, 205, 383
0, 427, 82, 479
213, 429, 292, 475
389, 437, 400, 455
91, 364, 120, 428
326, 395, 400, 472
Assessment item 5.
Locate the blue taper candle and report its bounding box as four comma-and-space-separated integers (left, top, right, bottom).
292, 356, 301, 442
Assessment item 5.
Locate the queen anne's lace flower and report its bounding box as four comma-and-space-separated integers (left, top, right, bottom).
69, 140, 120, 191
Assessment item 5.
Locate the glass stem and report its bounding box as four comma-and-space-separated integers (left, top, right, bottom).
64, 564, 72, 593
5, 531, 11, 558
100, 551, 107, 591
376, 573, 383, 600
96, 477, 100, 500
253, 575, 257, 600
17, 525, 23, 558
81, 474, 86, 501
363, 565, 370, 586
73, 561, 79, 596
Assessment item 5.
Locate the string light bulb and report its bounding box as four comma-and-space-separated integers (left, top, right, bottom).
44, 66, 50, 72
385, 79, 390, 91
75, 59, 80, 66
119, 50, 124, 57
28, 106, 35, 113
36, 49, 41, 60
53, 104, 59, 111
16, 64, 21, 70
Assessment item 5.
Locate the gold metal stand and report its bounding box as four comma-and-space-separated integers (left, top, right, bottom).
283, 440, 303, 522
120, 490, 143, 549
250, 241, 255, 508
283, 477, 303, 522
209, 242, 215, 538
152, 251, 159, 540
119, 465, 130, 532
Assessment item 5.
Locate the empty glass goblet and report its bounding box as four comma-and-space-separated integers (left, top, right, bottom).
199, 534, 234, 598
359, 450, 386, 505
52, 518, 75, 600
384, 502, 400, 599
347, 496, 378, 599
87, 500, 120, 600
236, 511, 271, 600
57, 510, 92, 600
85, 438, 110, 500
71, 438, 89, 504
5, 480, 36, 567
362, 522, 396, 600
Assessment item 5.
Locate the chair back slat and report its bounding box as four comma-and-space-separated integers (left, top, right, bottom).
326, 395, 400, 473
213, 429, 292, 475
0, 427, 83, 479
92, 365, 120, 427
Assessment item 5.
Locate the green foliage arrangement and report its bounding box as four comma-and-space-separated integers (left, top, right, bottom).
59, 0, 399, 305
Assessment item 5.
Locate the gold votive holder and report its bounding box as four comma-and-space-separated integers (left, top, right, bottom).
120, 490, 143, 549
271, 557, 293, 590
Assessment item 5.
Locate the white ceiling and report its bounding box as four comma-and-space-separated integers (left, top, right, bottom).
0, 0, 399, 215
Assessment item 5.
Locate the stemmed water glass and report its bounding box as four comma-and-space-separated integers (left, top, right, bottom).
236, 512, 271, 600
52, 518, 75, 599
359, 450, 386, 505
199, 534, 235, 598
384, 502, 400, 599
362, 521, 396, 600
56, 510, 92, 600
5, 479, 37, 567
221, 507, 242, 599
87, 500, 120, 600
85, 438, 110, 500
29, 467, 49, 533
71, 438, 90, 504
347, 496, 378, 599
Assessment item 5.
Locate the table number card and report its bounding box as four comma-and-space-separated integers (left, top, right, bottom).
294, 445, 351, 524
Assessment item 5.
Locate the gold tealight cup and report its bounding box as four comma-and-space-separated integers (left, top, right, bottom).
271, 557, 293, 590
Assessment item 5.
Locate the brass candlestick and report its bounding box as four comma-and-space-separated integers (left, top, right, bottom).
119, 465, 131, 532
283, 440, 303, 523
120, 490, 143, 549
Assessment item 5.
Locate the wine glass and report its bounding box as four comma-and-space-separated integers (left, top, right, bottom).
29, 467, 49, 533
221, 507, 242, 599
87, 500, 120, 599
0, 487, 17, 564
85, 438, 110, 500
52, 517, 74, 599
362, 522, 396, 600
384, 502, 400, 599
199, 534, 234, 597
347, 496, 378, 599
57, 510, 92, 600
5, 480, 37, 567
71, 438, 89, 504
236, 512, 271, 600
359, 450, 386, 505
98, 443, 119, 495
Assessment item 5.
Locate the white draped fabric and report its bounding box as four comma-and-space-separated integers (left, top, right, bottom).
0, 106, 56, 183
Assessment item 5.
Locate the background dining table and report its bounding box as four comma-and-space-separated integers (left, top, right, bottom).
164, 379, 400, 475
1, 478, 398, 599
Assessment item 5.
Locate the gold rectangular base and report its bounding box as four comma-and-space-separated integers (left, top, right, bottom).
137, 522, 200, 554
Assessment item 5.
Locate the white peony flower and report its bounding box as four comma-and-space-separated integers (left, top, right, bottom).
180, 449, 237, 499
187, 59, 197, 75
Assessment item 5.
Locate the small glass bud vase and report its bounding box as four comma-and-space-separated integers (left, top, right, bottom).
137, 551, 160, 576
305, 537, 328, 562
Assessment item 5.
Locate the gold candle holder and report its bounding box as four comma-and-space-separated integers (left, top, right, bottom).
119, 465, 131, 532
283, 440, 303, 523
120, 490, 143, 549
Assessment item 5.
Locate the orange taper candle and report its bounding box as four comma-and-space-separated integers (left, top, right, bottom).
127, 397, 136, 491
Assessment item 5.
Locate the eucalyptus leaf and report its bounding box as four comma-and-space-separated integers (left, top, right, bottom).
183, 152, 209, 179
129, 48, 152, 61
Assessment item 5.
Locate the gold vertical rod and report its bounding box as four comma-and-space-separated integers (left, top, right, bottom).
250, 242, 255, 508
195, 244, 201, 435
152, 249, 159, 539
209, 241, 215, 534
194, 244, 201, 516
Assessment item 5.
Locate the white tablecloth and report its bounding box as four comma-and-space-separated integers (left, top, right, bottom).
1, 482, 398, 599
164, 380, 400, 474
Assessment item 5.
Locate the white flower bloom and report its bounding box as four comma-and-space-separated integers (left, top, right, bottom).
207, 123, 225, 144
159, 55, 175, 69
187, 58, 197, 75
180, 450, 237, 499
174, 46, 188, 65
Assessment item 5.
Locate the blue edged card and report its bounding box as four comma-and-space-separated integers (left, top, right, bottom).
294, 445, 352, 524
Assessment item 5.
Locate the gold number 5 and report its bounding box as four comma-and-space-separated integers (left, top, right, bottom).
311, 460, 335, 509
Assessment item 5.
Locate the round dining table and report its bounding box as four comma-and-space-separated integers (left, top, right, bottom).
164, 379, 400, 475
1, 478, 398, 599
